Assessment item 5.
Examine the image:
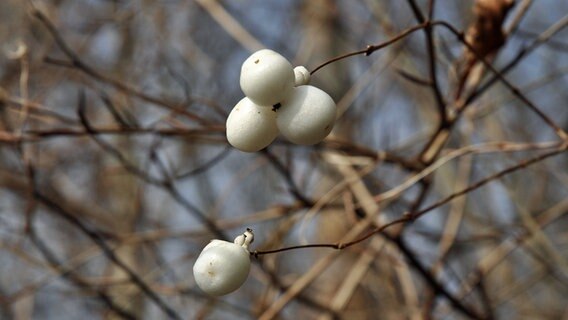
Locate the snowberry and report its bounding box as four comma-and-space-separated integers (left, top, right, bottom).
276, 85, 337, 145
240, 49, 295, 106
193, 229, 254, 296
293, 66, 310, 86
226, 97, 279, 152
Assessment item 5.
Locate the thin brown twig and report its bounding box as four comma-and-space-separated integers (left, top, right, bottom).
406, 0, 448, 123
407, 146, 567, 219
254, 145, 567, 256
310, 22, 429, 75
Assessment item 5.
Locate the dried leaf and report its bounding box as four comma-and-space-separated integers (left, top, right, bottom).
455, 0, 515, 99
466, 0, 515, 58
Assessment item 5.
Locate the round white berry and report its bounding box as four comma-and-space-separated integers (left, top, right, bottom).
293, 66, 310, 86
193, 230, 254, 296
226, 97, 279, 152
240, 49, 295, 106
277, 85, 337, 145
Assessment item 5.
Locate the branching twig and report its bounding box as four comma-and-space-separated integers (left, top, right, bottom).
254, 145, 566, 256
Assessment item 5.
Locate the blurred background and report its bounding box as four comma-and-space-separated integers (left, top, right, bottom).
0, 0, 567, 319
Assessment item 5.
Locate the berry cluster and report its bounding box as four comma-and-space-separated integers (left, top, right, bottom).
226, 49, 337, 152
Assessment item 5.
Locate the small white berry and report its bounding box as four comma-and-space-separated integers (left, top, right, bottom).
240, 49, 295, 106
193, 229, 254, 296
293, 66, 311, 86
226, 97, 279, 152
277, 85, 337, 145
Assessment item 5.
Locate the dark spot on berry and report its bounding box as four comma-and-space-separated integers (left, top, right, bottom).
272, 103, 281, 112
254, 59, 259, 64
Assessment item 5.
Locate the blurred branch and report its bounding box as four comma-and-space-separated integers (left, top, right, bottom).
435, 20, 568, 141
254, 144, 567, 256
261, 148, 313, 206
32, 190, 183, 320
195, 0, 264, 52
465, 13, 568, 105
386, 234, 485, 320
32, 7, 210, 125
406, 0, 448, 124
76, 91, 227, 239
28, 224, 138, 320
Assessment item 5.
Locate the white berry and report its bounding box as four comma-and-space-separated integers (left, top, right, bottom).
193, 229, 254, 296
277, 85, 337, 145
226, 97, 279, 152
240, 49, 295, 106
293, 66, 310, 86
